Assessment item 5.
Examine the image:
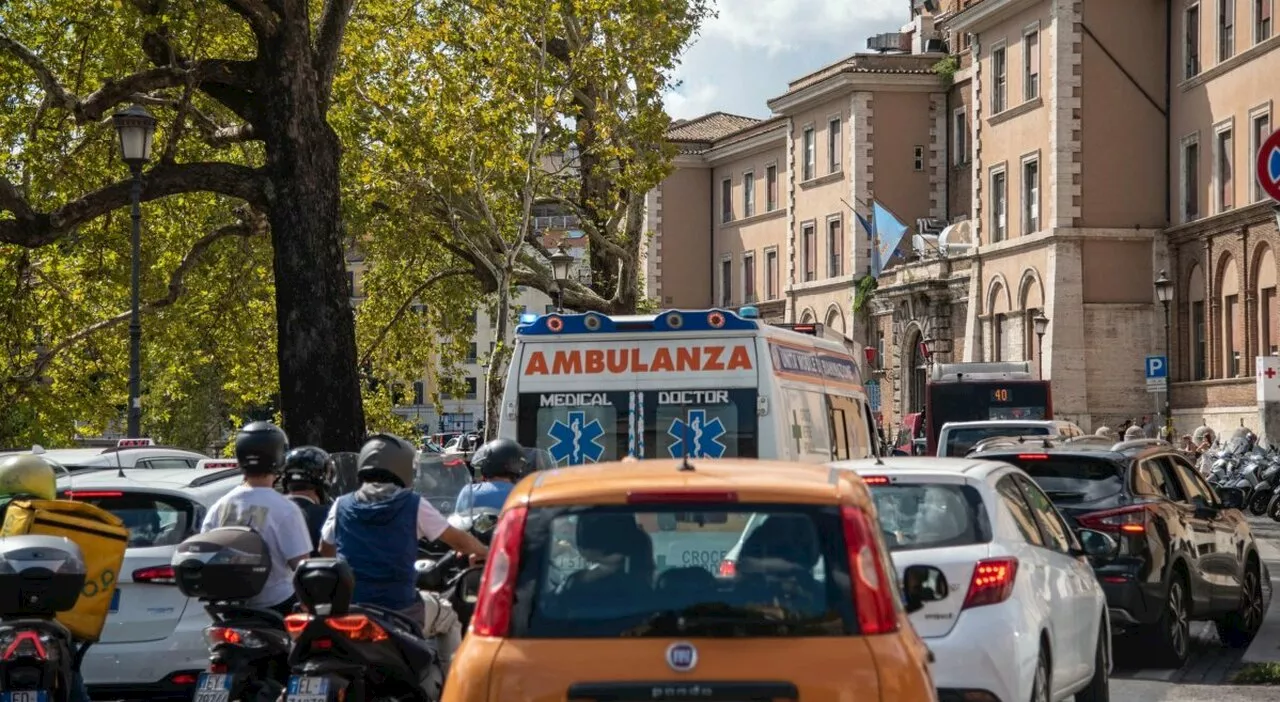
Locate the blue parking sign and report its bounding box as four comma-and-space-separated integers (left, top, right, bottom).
1145, 355, 1167, 379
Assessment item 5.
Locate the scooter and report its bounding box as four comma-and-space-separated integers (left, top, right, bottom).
1249, 451, 1280, 515
172, 527, 291, 702
0, 535, 88, 702
284, 560, 444, 702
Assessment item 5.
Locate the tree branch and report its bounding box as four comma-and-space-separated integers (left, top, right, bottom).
0, 162, 270, 248
314, 0, 356, 106
218, 0, 281, 37
0, 31, 257, 124
358, 268, 474, 366
139, 31, 259, 124
9, 208, 268, 387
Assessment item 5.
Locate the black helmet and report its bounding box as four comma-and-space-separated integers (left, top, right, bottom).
356, 433, 416, 488
471, 438, 526, 480
235, 421, 288, 474
283, 446, 334, 492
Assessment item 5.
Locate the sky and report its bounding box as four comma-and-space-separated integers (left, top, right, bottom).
666, 0, 908, 120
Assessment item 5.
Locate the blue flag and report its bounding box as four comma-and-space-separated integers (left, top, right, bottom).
871, 200, 909, 277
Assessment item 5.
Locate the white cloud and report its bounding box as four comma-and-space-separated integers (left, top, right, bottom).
667, 0, 907, 119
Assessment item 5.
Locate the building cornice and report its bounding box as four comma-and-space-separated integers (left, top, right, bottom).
767, 72, 942, 115
1165, 202, 1278, 243
943, 0, 1041, 33
706, 124, 788, 164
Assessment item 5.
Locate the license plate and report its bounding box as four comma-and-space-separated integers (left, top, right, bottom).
287, 675, 331, 702
108, 589, 121, 614
194, 673, 231, 702
1, 692, 48, 702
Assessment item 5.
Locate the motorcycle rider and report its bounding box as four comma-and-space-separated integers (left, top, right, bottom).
282, 446, 335, 554
319, 433, 488, 624
454, 438, 525, 512
201, 422, 314, 616
0, 454, 91, 702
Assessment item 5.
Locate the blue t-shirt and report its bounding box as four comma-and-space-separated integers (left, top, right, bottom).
454, 481, 514, 512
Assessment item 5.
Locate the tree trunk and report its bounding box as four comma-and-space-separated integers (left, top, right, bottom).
257, 25, 366, 451
484, 279, 512, 441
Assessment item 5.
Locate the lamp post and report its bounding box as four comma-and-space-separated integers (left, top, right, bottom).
548, 246, 574, 313
112, 105, 156, 439
1155, 270, 1175, 440
1032, 312, 1049, 380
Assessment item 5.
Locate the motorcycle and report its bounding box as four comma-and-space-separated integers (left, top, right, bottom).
172, 527, 291, 702
284, 559, 444, 702
0, 535, 88, 702
1249, 450, 1280, 515
416, 508, 498, 633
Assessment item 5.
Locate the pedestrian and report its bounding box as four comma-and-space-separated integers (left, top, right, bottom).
1118, 419, 1133, 436
1141, 415, 1156, 438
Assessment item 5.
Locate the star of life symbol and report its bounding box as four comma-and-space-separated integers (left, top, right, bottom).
548, 410, 606, 465
667, 410, 728, 459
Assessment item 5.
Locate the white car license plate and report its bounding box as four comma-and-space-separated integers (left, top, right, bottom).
1, 692, 48, 702
194, 673, 231, 702
288, 675, 330, 702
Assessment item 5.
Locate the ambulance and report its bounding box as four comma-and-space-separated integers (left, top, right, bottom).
496, 307, 879, 465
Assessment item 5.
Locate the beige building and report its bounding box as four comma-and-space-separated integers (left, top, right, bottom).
647, 0, 1280, 437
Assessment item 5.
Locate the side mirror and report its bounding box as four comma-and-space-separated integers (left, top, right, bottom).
1216, 488, 1245, 510
902, 564, 949, 614
1075, 528, 1118, 559
1191, 494, 1219, 518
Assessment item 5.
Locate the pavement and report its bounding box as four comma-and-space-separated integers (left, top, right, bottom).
1110, 514, 1280, 699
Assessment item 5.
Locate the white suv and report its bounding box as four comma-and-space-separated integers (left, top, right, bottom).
53, 466, 242, 700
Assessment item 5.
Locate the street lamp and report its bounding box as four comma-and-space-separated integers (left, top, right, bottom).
1155, 270, 1175, 440
1032, 312, 1049, 380
548, 246, 574, 313
112, 105, 156, 439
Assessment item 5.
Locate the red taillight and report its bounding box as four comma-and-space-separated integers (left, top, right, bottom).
209, 663, 228, 674
862, 475, 890, 485
284, 613, 311, 637
839, 505, 899, 635
717, 560, 736, 577
962, 557, 1018, 609
1077, 505, 1148, 534
132, 565, 176, 584
442, 457, 467, 469
626, 490, 738, 504
326, 614, 388, 642
168, 672, 198, 685
64, 490, 123, 498
204, 627, 242, 646
2, 631, 47, 661
1017, 454, 1049, 460
471, 506, 528, 637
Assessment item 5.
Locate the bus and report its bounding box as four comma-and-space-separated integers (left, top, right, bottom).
496, 308, 879, 465
923, 361, 1052, 455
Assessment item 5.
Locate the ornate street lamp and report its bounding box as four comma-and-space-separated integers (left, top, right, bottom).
1033, 312, 1049, 380
112, 105, 156, 438
1155, 270, 1175, 439
548, 246, 574, 313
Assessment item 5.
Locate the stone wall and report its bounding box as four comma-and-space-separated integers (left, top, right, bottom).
1081, 302, 1162, 431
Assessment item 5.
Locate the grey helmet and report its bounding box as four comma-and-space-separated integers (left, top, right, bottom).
356, 433, 416, 488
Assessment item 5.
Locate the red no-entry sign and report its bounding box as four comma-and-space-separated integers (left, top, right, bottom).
1255, 128, 1280, 202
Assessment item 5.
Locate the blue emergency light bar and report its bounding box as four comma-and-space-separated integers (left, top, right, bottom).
517, 308, 761, 335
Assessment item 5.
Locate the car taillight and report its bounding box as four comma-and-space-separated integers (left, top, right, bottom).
1017, 454, 1049, 460
204, 626, 272, 649
962, 558, 1018, 609
1077, 505, 1148, 534
862, 476, 890, 485
471, 505, 528, 637
2, 631, 47, 661
284, 614, 311, 638
839, 505, 899, 635
132, 565, 176, 584
717, 559, 737, 577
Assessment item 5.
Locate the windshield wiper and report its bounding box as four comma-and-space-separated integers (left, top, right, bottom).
621, 603, 804, 636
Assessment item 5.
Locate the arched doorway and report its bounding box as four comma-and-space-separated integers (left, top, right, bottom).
903, 328, 927, 414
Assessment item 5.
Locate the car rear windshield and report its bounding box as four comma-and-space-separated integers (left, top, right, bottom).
945, 426, 1051, 457
514, 504, 855, 638
868, 483, 991, 551
61, 492, 196, 548
996, 455, 1126, 503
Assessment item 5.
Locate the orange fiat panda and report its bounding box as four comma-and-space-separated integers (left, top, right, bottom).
442, 458, 941, 702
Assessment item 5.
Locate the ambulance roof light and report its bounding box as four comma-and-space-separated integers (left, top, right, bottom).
515, 309, 760, 336
738, 306, 759, 319
518, 313, 538, 324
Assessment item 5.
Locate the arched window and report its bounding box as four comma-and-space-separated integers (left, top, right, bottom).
1218, 255, 1241, 377
1020, 270, 1044, 365
987, 280, 1011, 362
1254, 245, 1277, 357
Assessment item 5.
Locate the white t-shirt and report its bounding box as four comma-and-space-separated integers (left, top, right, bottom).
319, 488, 450, 546
201, 485, 314, 608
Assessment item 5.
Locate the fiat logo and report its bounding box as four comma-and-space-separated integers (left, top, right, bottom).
666, 642, 698, 672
